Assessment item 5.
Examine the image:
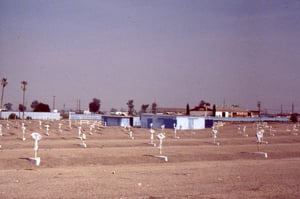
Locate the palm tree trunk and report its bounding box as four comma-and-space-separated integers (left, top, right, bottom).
0, 86, 4, 119
22, 90, 25, 120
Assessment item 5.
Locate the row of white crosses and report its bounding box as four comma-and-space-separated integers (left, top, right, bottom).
77, 120, 105, 148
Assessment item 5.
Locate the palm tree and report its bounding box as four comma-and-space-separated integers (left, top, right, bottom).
1, 78, 8, 119
21, 81, 28, 120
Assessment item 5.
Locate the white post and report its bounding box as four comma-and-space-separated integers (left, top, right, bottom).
243, 126, 248, 137
69, 119, 72, 129
34, 140, 38, 158
78, 126, 82, 139
89, 125, 94, 135
0, 124, 2, 136
150, 129, 155, 145
6, 121, 9, 130
81, 133, 87, 148
45, 125, 50, 136
173, 123, 179, 139
159, 139, 162, 154
269, 126, 275, 136
161, 124, 165, 135
58, 123, 62, 133
21, 123, 26, 141
211, 127, 219, 145
237, 125, 241, 134
128, 126, 134, 139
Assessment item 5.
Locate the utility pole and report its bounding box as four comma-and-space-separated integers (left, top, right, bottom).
53, 96, 56, 111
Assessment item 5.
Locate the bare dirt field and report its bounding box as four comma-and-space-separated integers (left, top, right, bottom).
0, 119, 300, 199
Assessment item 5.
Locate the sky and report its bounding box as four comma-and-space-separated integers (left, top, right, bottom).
1, 0, 300, 113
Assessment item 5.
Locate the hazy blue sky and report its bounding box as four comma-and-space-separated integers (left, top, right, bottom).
1, 0, 300, 113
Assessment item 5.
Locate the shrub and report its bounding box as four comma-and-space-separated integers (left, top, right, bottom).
8, 113, 19, 120
290, 113, 298, 123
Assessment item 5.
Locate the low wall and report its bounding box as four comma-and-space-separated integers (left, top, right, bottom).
69, 113, 102, 120
1, 111, 60, 120
210, 116, 290, 122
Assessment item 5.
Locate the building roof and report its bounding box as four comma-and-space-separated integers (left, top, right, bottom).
156, 107, 186, 114
216, 106, 248, 113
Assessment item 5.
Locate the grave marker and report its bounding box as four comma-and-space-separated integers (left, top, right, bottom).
237, 125, 241, 134
6, 121, 9, 130
58, 123, 62, 133
80, 133, 87, 148
292, 124, 298, 135
269, 126, 275, 136
173, 123, 179, 139
0, 124, 2, 136
242, 126, 248, 137
30, 132, 42, 165
155, 133, 168, 161
69, 119, 72, 129
78, 126, 82, 139
21, 123, 26, 141
161, 124, 165, 135
39, 120, 42, 130
149, 123, 156, 146
255, 129, 268, 158
211, 127, 219, 145
128, 126, 134, 140
45, 124, 50, 136
0, 124, 2, 148
89, 124, 94, 135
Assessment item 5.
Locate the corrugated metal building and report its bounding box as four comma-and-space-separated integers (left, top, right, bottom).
69, 113, 102, 120
140, 114, 213, 130
101, 115, 133, 127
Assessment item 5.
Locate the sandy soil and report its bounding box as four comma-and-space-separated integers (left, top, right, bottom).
0, 119, 299, 199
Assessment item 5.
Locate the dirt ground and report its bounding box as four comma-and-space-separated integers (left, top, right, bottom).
0, 119, 299, 199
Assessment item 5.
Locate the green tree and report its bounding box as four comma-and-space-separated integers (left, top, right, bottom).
151, 102, 157, 114
4, 103, 13, 111
31, 100, 39, 110
186, 103, 190, 115
212, 104, 216, 117
140, 104, 149, 114
89, 98, 101, 113
127, 100, 135, 116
